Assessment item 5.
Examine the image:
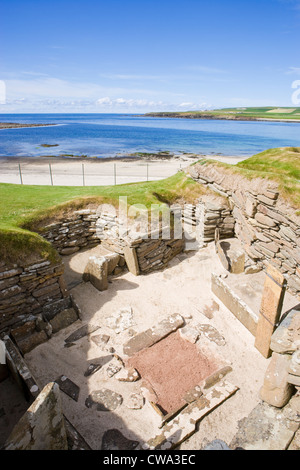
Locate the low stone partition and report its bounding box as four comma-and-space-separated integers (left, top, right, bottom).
40, 209, 101, 255
187, 163, 300, 296
260, 307, 300, 408
0, 258, 80, 354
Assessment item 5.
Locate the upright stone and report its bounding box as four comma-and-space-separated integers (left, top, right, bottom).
4, 382, 68, 450
123, 245, 140, 276
259, 353, 294, 408
83, 256, 108, 291
255, 265, 286, 358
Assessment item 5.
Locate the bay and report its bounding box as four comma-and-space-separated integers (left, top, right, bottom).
0, 113, 300, 159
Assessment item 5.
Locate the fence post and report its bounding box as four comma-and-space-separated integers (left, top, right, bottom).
114, 163, 116, 185
49, 163, 53, 186
18, 164, 23, 185
82, 164, 85, 186
147, 163, 149, 182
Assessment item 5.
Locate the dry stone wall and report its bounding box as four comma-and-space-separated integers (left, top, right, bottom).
41, 209, 101, 255
0, 258, 79, 354
187, 163, 300, 296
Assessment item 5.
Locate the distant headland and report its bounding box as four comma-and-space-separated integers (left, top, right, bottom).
144, 107, 300, 123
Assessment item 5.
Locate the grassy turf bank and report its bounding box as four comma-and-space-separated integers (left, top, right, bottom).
0, 172, 207, 264
201, 147, 300, 208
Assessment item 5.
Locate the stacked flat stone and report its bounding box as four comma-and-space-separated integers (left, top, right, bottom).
0, 260, 67, 334
0, 260, 79, 355
41, 209, 100, 255
188, 163, 300, 296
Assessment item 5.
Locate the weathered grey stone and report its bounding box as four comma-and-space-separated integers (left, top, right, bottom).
211, 273, 258, 336
60, 246, 80, 255
183, 385, 203, 404
101, 429, 139, 450
85, 389, 123, 411
143, 381, 238, 450
270, 309, 300, 354
106, 358, 122, 378
203, 440, 231, 450
106, 306, 134, 334
123, 313, 184, 356
230, 401, 299, 450
55, 375, 80, 402
197, 324, 226, 346
123, 245, 140, 276
4, 336, 40, 399
179, 326, 199, 344
260, 353, 294, 408
84, 363, 102, 377
255, 213, 277, 227
216, 238, 245, 274
289, 350, 300, 377
91, 333, 110, 350
126, 393, 145, 410
17, 330, 48, 355
50, 308, 78, 334
287, 374, 300, 386
83, 256, 108, 291
105, 252, 120, 274
115, 367, 140, 382
4, 382, 68, 450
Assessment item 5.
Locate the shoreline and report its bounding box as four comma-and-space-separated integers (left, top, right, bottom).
143, 113, 300, 123
0, 123, 59, 130
0, 153, 248, 165
0, 153, 247, 186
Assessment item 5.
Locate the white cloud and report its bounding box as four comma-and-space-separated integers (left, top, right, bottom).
287, 67, 300, 75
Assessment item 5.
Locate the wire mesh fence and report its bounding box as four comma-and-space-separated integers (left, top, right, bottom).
0, 161, 184, 186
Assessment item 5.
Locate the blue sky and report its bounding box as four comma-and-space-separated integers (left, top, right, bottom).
1, 0, 300, 113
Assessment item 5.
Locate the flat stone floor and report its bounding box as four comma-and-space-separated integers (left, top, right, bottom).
23, 243, 299, 450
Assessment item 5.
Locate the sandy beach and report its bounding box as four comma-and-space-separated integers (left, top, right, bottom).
0, 154, 247, 186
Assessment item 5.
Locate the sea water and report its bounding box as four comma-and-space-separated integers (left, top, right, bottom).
0, 113, 300, 158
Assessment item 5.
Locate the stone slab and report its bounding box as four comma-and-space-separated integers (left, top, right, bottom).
55, 375, 80, 402
85, 389, 123, 411
123, 245, 140, 276
142, 380, 238, 450
255, 265, 287, 358
4, 382, 68, 450
230, 401, 299, 450
271, 308, 300, 354
123, 313, 184, 357
211, 273, 258, 336
4, 336, 40, 400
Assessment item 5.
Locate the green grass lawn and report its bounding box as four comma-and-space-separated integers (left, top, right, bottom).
1, 147, 299, 265
0, 172, 207, 264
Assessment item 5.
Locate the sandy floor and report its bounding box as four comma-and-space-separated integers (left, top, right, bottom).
0, 155, 247, 186
22, 242, 299, 450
